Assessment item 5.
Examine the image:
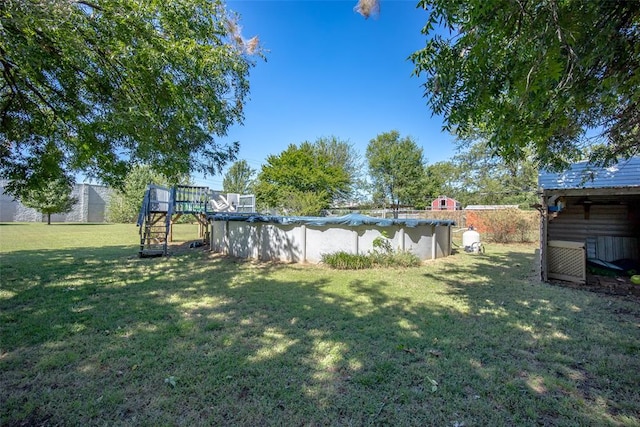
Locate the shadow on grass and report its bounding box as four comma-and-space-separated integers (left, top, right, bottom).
0, 222, 118, 226
1, 245, 639, 426
45, 223, 121, 226
425, 249, 640, 424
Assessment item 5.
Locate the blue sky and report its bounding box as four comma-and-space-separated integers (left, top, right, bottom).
195, 0, 456, 189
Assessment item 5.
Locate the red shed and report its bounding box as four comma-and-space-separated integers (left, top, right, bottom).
431, 196, 461, 211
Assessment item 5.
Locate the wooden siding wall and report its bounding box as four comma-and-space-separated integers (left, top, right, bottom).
547, 202, 640, 261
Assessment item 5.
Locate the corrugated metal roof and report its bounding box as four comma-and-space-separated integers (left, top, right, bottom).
538, 157, 640, 190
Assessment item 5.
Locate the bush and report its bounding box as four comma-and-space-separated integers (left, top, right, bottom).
368, 251, 422, 268
321, 252, 373, 270
322, 231, 422, 270
321, 250, 421, 270
468, 208, 538, 243
387, 251, 422, 268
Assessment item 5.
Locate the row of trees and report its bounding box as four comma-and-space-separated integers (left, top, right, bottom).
220, 131, 538, 217
3, 0, 637, 211
16, 127, 537, 223
97, 129, 538, 222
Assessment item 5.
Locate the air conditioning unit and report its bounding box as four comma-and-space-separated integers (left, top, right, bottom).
547, 240, 586, 283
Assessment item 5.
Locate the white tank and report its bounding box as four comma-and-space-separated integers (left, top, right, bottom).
462, 229, 480, 248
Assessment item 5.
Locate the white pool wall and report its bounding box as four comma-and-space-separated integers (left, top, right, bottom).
210, 220, 452, 263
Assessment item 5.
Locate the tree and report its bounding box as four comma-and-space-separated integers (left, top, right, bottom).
1, 0, 260, 198
445, 139, 538, 208
223, 160, 256, 194
279, 189, 330, 217
312, 136, 363, 203
411, 0, 640, 170
421, 140, 538, 209
424, 161, 458, 202
106, 164, 185, 223
254, 143, 350, 215
366, 131, 426, 218
20, 177, 78, 225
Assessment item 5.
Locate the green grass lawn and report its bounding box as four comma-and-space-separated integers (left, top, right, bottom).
1, 223, 639, 426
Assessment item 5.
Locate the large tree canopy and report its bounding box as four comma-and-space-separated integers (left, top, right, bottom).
1, 0, 258, 198
411, 0, 640, 170
254, 142, 350, 215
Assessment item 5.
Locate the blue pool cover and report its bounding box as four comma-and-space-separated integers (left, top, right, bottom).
208, 212, 455, 228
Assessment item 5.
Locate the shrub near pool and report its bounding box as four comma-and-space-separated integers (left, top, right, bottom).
321, 251, 373, 269
321, 251, 421, 269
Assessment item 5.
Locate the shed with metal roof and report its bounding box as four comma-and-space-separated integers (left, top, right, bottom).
538, 157, 640, 284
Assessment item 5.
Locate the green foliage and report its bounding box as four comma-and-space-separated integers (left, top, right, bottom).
20, 176, 78, 225
369, 251, 422, 268
223, 160, 256, 194
411, 0, 640, 170
366, 131, 427, 217
3, 142, 69, 202
106, 165, 184, 223
424, 161, 457, 201
370, 231, 422, 268
321, 250, 421, 270
322, 232, 421, 269
7, 141, 72, 226
372, 231, 393, 255
254, 141, 351, 215
312, 136, 363, 203
164, 376, 177, 388
429, 139, 538, 208
321, 251, 373, 270
281, 189, 330, 217
0, 0, 260, 198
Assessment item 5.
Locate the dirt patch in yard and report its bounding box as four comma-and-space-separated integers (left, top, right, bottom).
551, 275, 640, 301
167, 239, 210, 255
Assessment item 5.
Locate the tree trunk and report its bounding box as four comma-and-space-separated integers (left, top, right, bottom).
47, 213, 51, 225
